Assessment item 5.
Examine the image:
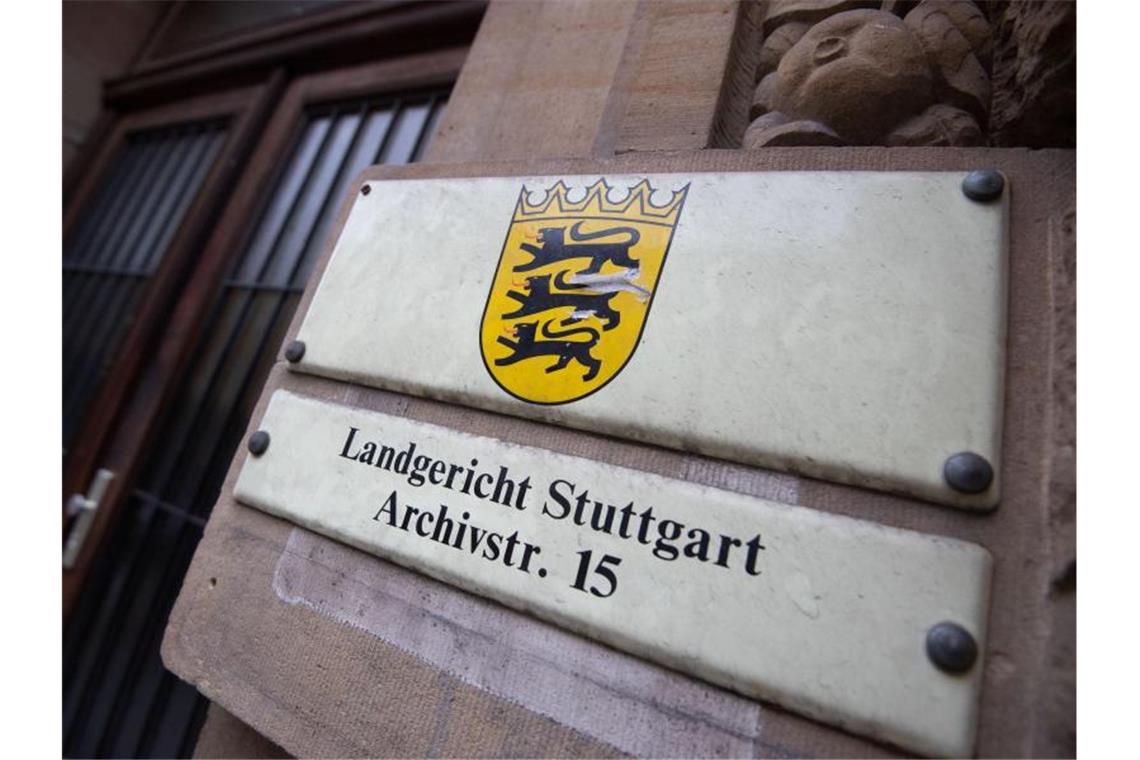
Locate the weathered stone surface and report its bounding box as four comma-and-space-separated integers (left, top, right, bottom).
905, 1, 992, 121
989, 0, 1076, 147
748, 71, 779, 120
1037, 202, 1075, 757
763, 0, 881, 33
743, 1, 1001, 147
755, 21, 810, 80
888, 103, 983, 146
880, 0, 921, 16
743, 116, 846, 146
916, 0, 993, 68
770, 9, 935, 143
743, 107, 789, 137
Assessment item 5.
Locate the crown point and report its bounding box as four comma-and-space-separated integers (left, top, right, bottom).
513, 177, 687, 224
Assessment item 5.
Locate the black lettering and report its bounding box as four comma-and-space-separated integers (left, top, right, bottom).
618, 502, 636, 539
444, 463, 464, 489
393, 442, 416, 474
518, 543, 540, 573
375, 444, 395, 470
714, 534, 742, 568
399, 504, 419, 531
514, 477, 532, 511
432, 504, 453, 544
636, 506, 656, 545
460, 459, 478, 494
573, 490, 591, 526
543, 479, 574, 519
653, 519, 683, 560
415, 509, 434, 537
357, 441, 377, 465
474, 472, 493, 498
429, 460, 447, 485
571, 550, 621, 598
744, 534, 767, 576
372, 490, 398, 525
491, 466, 515, 507
482, 532, 502, 561
683, 528, 712, 561
408, 454, 431, 486
452, 511, 469, 548
468, 524, 487, 553
589, 500, 616, 534
340, 427, 360, 459
503, 531, 521, 566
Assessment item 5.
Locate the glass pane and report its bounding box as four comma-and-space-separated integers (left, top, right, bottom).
62, 120, 228, 449
378, 100, 432, 165
232, 116, 332, 283
262, 111, 363, 287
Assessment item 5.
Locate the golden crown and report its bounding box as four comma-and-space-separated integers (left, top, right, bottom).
513, 178, 688, 226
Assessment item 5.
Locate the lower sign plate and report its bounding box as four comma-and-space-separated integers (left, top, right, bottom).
291, 171, 1008, 509
236, 390, 992, 757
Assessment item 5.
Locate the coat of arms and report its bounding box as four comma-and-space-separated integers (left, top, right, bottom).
480, 178, 689, 404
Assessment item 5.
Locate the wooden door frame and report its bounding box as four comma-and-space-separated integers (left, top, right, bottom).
102, 0, 486, 111
63, 79, 284, 614
64, 86, 271, 243
63, 46, 469, 620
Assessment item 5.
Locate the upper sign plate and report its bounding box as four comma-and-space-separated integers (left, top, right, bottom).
291, 172, 1008, 509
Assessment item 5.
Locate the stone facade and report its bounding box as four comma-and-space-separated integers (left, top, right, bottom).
989, 0, 1077, 147
743, 0, 1074, 148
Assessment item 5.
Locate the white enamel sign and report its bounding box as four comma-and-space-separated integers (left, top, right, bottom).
291, 172, 1007, 509
236, 390, 992, 757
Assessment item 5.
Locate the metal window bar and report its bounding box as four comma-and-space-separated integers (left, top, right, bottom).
62, 121, 228, 449
63, 89, 449, 759
63, 130, 207, 399
64, 127, 223, 395
64, 128, 204, 373
62, 135, 159, 357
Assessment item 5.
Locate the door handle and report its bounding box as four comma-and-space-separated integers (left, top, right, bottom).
63, 468, 115, 570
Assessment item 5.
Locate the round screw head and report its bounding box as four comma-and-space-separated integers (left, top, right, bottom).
943, 451, 994, 494
961, 170, 1004, 202
248, 430, 270, 457
361, 184, 371, 195
284, 339, 306, 363
926, 621, 978, 673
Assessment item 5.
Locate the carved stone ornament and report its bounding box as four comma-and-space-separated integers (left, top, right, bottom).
745, 0, 993, 148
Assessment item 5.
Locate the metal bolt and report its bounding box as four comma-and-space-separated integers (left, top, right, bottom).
284, 339, 306, 363
961, 170, 1004, 202
926, 621, 978, 674
248, 430, 270, 457
361, 184, 371, 195
943, 452, 994, 494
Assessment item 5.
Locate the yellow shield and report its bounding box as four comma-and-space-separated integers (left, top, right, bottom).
480, 178, 689, 404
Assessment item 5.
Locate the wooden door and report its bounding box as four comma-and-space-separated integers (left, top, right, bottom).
63, 84, 277, 571
63, 50, 463, 758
